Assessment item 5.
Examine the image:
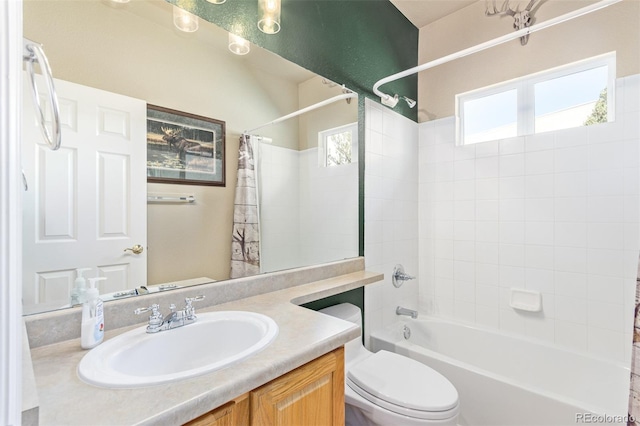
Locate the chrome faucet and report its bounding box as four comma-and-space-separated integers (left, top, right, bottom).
392, 264, 416, 288
135, 295, 205, 333
396, 306, 418, 319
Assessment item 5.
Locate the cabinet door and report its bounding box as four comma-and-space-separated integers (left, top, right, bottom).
185, 393, 250, 426
251, 347, 345, 426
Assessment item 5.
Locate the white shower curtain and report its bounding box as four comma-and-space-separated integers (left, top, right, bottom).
230, 134, 260, 278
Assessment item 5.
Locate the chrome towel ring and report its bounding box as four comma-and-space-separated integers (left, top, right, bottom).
23, 38, 61, 151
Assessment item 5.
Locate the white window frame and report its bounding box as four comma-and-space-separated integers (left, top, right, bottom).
318, 122, 358, 167
456, 52, 616, 145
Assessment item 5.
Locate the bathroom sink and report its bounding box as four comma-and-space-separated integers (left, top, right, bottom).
78, 311, 278, 388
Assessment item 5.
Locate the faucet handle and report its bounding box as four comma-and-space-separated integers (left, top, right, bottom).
184, 294, 205, 305
392, 264, 416, 288
185, 295, 205, 307
134, 303, 163, 329
184, 295, 205, 320
134, 303, 160, 316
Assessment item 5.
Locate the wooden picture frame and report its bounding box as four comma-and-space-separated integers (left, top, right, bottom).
146, 105, 225, 186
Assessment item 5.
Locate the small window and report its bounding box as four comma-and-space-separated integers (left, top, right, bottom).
456, 53, 615, 145
318, 123, 358, 167
462, 88, 518, 144
534, 65, 609, 133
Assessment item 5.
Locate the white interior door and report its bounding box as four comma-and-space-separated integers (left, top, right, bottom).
22, 76, 147, 313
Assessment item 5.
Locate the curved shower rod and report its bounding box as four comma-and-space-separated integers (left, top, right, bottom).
244, 91, 356, 135
373, 0, 622, 108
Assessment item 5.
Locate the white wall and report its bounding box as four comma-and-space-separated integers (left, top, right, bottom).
418, 74, 640, 363
1, 0, 23, 422
364, 98, 420, 344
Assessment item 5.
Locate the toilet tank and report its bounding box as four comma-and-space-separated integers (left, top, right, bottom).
319, 303, 369, 366
319, 303, 362, 327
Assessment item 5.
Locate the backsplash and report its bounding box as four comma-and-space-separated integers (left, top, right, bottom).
24, 257, 366, 348
418, 74, 640, 363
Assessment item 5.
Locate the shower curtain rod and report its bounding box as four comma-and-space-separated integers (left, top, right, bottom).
373, 0, 622, 108
244, 92, 357, 135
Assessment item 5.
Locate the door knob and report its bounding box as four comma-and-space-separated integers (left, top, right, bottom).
124, 244, 144, 255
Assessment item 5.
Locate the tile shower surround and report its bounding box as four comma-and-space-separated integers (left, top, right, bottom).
258, 143, 358, 274
364, 98, 420, 345
364, 75, 640, 364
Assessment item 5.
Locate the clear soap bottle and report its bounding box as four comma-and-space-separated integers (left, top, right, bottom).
70, 268, 91, 306
81, 277, 106, 349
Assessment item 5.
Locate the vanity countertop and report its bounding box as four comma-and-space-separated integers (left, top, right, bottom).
28, 269, 382, 426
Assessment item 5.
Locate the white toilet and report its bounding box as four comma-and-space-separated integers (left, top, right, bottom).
320, 303, 459, 426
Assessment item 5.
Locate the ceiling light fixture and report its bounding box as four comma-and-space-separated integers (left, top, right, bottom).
257, 0, 281, 34
173, 6, 199, 33
206, 0, 226, 4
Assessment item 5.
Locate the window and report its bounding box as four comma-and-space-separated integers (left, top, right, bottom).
456, 53, 615, 145
318, 123, 358, 167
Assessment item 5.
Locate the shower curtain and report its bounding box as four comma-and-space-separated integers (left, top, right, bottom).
628, 254, 640, 425
230, 134, 260, 278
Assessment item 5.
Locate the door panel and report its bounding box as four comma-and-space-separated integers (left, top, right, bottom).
22, 76, 147, 314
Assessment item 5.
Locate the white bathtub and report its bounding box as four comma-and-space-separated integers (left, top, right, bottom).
370, 317, 631, 426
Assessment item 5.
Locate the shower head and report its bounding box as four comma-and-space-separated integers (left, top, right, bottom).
402, 96, 416, 108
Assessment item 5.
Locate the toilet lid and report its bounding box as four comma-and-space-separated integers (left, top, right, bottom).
347, 350, 458, 413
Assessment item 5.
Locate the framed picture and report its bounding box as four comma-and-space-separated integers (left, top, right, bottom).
146, 105, 225, 186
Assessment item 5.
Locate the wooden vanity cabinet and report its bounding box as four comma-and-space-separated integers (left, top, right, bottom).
185, 394, 250, 426
186, 347, 344, 426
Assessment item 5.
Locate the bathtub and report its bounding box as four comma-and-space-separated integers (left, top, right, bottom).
369, 317, 631, 426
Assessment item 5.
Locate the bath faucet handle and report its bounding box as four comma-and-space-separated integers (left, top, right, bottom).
392, 264, 416, 288
184, 295, 205, 320
134, 303, 161, 317
134, 303, 163, 330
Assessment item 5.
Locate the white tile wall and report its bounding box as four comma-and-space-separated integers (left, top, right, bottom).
259, 143, 359, 274
298, 148, 359, 267
363, 98, 419, 345
417, 74, 640, 364
259, 144, 302, 273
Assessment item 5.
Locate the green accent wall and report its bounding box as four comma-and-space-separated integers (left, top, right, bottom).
170, 0, 418, 121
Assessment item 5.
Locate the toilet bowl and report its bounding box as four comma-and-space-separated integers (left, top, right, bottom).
319, 303, 459, 426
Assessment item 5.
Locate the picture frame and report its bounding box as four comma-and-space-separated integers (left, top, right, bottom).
146, 104, 225, 186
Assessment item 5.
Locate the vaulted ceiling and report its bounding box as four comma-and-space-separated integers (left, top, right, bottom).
390, 0, 478, 28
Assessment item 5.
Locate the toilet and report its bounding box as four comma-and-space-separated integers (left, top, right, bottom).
319, 303, 459, 426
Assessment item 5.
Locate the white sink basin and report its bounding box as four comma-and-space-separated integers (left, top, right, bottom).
78, 311, 278, 388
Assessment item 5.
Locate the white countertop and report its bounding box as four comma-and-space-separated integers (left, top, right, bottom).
28, 269, 381, 425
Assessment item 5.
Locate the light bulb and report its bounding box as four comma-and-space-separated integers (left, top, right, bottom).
258, 0, 281, 34
228, 32, 250, 55
173, 6, 199, 33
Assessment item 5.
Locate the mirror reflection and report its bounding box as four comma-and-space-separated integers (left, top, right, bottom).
22, 0, 359, 315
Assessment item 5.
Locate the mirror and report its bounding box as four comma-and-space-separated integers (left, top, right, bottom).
22, 0, 359, 315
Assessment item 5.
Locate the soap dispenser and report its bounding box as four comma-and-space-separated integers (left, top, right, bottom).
81, 277, 106, 349
70, 268, 91, 306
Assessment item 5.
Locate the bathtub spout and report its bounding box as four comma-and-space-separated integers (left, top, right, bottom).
396, 306, 418, 319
